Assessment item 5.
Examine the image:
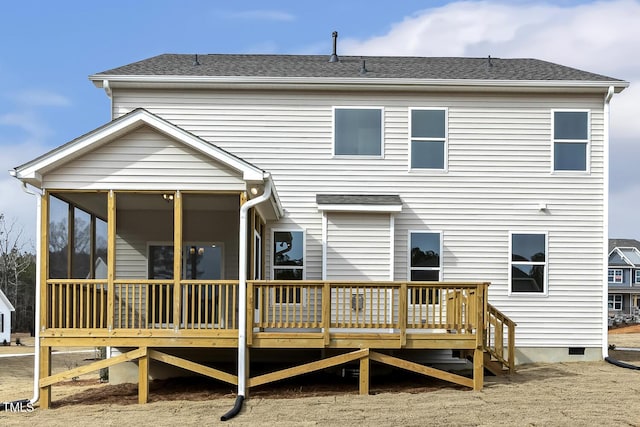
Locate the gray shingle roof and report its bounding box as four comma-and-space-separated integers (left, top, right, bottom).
609, 239, 640, 253
316, 194, 402, 206
94, 54, 624, 82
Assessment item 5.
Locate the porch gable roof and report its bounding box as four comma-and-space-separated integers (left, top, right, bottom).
11, 108, 267, 187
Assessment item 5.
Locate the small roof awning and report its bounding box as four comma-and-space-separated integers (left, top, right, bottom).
316, 194, 402, 213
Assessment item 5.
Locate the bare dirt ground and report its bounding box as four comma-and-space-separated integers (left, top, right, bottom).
2, 330, 640, 426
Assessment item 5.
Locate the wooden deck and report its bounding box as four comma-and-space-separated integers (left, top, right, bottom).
37, 279, 516, 408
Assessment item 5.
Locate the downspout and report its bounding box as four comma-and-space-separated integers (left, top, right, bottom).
603, 85, 614, 359
221, 176, 272, 422
1, 178, 42, 411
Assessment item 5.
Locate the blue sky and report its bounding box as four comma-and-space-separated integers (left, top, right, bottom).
1, 0, 639, 247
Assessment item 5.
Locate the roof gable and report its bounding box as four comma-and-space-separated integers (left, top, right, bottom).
0, 289, 15, 312
13, 108, 266, 187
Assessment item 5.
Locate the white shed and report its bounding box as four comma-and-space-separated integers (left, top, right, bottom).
0, 289, 15, 344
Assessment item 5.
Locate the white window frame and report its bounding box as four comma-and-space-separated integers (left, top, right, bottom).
408, 230, 443, 305
332, 106, 384, 158
608, 269, 623, 284
609, 294, 623, 311
635, 270, 640, 284
551, 109, 590, 174
408, 107, 448, 172
271, 228, 306, 305
508, 231, 549, 296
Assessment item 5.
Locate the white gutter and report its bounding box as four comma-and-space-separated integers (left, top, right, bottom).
603, 85, 615, 359
237, 177, 272, 397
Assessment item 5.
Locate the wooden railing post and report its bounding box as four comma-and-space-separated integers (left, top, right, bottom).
399, 282, 407, 347
107, 190, 115, 332
247, 281, 254, 346
508, 319, 516, 374
322, 282, 331, 346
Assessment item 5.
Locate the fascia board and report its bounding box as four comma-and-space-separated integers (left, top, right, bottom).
92, 75, 629, 93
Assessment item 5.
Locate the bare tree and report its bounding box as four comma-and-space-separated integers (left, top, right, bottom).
0, 213, 34, 331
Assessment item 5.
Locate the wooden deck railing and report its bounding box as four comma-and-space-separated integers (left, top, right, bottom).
46, 279, 490, 334
47, 279, 108, 329
45, 280, 515, 364
248, 281, 487, 334
46, 279, 239, 330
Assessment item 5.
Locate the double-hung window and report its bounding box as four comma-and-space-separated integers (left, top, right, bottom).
510, 233, 547, 294
608, 269, 623, 284
409, 231, 442, 304
553, 110, 589, 172
635, 270, 640, 284
410, 108, 447, 170
608, 294, 623, 311
334, 107, 383, 156
272, 230, 305, 304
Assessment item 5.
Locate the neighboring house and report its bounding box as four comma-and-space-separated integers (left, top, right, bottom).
10, 49, 628, 408
608, 239, 640, 316
0, 288, 16, 344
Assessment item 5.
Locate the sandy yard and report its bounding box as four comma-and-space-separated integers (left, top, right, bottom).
1, 330, 640, 426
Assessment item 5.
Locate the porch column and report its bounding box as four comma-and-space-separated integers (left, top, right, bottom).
39, 192, 49, 338
107, 190, 116, 331
172, 191, 182, 330
39, 193, 51, 408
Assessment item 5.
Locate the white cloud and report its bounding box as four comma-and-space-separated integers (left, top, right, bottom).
0, 111, 53, 144
13, 89, 71, 107
225, 10, 296, 22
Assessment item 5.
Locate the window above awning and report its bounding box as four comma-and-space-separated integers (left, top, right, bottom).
316, 194, 402, 213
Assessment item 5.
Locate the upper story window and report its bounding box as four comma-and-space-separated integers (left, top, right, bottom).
635, 270, 640, 284
609, 269, 623, 284
410, 108, 447, 170
334, 107, 383, 156
553, 110, 589, 172
510, 233, 547, 294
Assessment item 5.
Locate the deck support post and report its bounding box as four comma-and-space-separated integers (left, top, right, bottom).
138, 347, 149, 404
473, 347, 484, 391
359, 354, 370, 395
39, 345, 51, 409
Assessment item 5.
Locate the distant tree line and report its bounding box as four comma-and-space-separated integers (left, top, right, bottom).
0, 214, 36, 334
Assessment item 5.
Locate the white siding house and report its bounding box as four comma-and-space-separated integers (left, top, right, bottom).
0, 289, 15, 344
10, 53, 629, 406
83, 55, 627, 362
